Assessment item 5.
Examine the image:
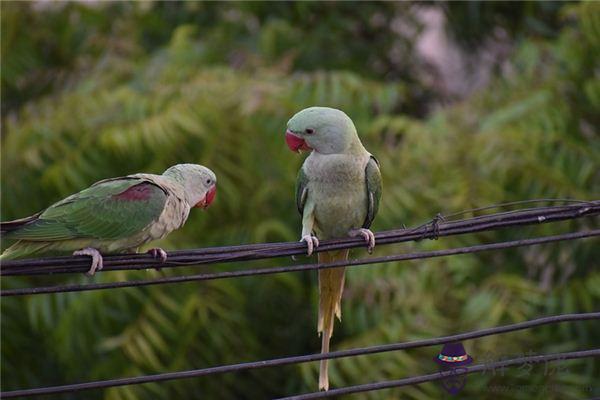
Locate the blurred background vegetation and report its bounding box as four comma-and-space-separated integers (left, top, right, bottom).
1, 1, 599, 399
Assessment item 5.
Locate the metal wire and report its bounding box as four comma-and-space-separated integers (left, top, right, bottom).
2, 229, 598, 297
2, 313, 597, 398
1, 200, 598, 398
277, 349, 600, 400
1, 201, 598, 276
439, 198, 595, 220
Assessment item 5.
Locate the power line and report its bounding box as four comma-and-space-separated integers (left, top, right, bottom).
277, 349, 600, 400
2, 312, 597, 398
1, 200, 598, 398
2, 229, 598, 297
1, 201, 598, 276
439, 198, 594, 219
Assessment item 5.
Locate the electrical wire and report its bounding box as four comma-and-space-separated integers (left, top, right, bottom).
1, 200, 598, 398
1, 201, 598, 276
277, 349, 600, 400
2, 229, 598, 297
2, 313, 597, 398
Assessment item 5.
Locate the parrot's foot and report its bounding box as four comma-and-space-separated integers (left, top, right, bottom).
147, 248, 168, 263
349, 228, 376, 254
73, 247, 104, 276
147, 247, 168, 271
300, 234, 320, 256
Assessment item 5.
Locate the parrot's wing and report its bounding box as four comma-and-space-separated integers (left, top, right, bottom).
362, 155, 382, 229
295, 167, 309, 215
8, 178, 168, 241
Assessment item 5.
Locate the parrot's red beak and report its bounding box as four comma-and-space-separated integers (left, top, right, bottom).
285, 130, 312, 153
195, 185, 217, 209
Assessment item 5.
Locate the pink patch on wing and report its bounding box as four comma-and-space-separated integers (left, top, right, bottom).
114, 183, 154, 201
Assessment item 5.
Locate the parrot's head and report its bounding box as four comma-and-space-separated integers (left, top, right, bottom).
163, 164, 217, 209
285, 107, 361, 155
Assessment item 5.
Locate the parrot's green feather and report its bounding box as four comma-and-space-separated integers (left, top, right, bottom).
287, 107, 383, 391
7, 179, 167, 242
363, 155, 382, 229
295, 167, 309, 216
0, 241, 53, 259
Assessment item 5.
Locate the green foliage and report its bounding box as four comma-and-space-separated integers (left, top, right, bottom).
444, 1, 565, 48
1, 1, 434, 118
1, 2, 599, 399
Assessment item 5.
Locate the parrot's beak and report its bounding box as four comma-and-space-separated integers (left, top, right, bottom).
285, 130, 312, 153
195, 185, 217, 209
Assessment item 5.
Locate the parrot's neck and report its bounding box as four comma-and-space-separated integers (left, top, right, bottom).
312, 134, 367, 156
161, 173, 194, 206
346, 137, 368, 156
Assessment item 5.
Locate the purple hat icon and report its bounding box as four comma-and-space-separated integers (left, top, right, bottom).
434, 342, 473, 367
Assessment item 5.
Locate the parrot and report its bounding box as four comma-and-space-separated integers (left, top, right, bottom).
0, 164, 217, 275
285, 106, 382, 390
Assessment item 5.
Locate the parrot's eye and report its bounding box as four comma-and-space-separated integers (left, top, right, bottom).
305, 128, 315, 135
206, 179, 211, 184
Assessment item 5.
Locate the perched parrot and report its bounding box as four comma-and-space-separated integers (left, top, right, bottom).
285, 107, 382, 390
1, 164, 217, 275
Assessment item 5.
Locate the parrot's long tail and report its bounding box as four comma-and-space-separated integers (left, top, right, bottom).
0, 241, 51, 261
317, 249, 349, 391
1, 213, 41, 235
1, 213, 47, 261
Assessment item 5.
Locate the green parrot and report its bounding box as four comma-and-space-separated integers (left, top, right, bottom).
1, 164, 217, 275
285, 107, 382, 390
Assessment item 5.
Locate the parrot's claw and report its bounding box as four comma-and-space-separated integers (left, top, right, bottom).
300, 235, 320, 256
73, 247, 104, 276
147, 248, 168, 263
147, 247, 168, 271
349, 228, 376, 254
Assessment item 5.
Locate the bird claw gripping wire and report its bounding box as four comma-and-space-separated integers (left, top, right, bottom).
348, 228, 376, 254
147, 247, 168, 271
73, 247, 104, 276
300, 234, 320, 256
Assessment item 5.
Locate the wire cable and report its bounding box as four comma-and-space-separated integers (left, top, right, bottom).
277, 349, 600, 400
2, 229, 597, 297
1, 201, 598, 276
0, 201, 600, 276
440, 198, 595, 220
2, 313, 597, 398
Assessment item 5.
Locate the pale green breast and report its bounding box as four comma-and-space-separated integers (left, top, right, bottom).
303, 152, 370, 239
